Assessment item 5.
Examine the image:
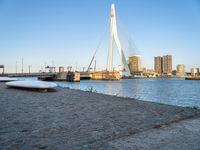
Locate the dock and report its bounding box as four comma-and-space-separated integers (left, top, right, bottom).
38, 72, 80, 82
185, 77, 200, 80
90, 71, 120, 80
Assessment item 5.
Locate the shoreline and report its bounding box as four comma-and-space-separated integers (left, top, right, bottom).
57, 83, 200, 109
1, 83, 200, 149
61, 85, 200, 109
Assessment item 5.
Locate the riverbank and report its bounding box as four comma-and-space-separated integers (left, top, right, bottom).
0, 83, 200, 149
56, 78, 200, 108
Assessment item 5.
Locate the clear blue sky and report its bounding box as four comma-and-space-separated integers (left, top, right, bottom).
0, 0, 200, 73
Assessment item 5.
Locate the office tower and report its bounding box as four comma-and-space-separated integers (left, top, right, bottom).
163, 55, 172, 74
191, 68, 199, 76
176, 64, 185, 76
128, 55, 141, 72
154, 56, 163, 74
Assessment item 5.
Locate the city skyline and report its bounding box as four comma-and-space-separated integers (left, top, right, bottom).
0, 0, 200, 73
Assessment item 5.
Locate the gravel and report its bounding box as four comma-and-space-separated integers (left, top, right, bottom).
0, 83, 200, 149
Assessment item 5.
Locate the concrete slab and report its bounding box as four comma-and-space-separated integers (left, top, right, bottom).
107, 117, 200, 150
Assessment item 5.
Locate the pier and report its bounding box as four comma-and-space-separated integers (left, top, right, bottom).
90, 71, 120, 80
185, 77, 200, 80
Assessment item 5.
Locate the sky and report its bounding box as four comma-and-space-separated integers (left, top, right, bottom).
0, 0, 200, 73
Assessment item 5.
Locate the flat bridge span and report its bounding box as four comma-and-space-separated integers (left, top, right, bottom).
0, 73, 56, 77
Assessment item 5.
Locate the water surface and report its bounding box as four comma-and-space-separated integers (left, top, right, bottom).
55, 78, 200, 108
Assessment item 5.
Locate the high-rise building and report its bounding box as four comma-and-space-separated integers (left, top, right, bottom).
154, 55, 172, 75
163, 55, 172, 74
191, 68, 199, 76
176, 64, 185, 76
154, 56, 163, 74
128, 55, 141, 72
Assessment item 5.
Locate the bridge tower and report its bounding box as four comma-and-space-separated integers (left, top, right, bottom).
106, 4, 131, 76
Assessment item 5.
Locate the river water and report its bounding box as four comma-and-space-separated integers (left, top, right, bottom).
54, 78, 200, 108
22, 77, 200, 108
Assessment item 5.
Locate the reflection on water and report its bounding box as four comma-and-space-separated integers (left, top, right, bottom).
55, 78, 200, 108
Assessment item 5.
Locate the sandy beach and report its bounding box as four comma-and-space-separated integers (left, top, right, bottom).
0, 83, 200, 149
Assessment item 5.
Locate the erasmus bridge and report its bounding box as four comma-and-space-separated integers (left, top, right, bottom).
87, 4, 131, 77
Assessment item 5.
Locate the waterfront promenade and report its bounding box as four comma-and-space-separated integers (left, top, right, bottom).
0, 83, 200, 149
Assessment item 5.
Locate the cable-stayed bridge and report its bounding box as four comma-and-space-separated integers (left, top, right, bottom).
87, 4, 131, 79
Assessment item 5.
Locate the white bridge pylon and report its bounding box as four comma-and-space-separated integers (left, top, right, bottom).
107, 4, 131, 76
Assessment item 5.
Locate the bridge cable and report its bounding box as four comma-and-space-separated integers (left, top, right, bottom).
117, 19, 139, 56
87, 18, 110, 72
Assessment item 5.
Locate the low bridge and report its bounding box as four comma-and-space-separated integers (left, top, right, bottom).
0, 72, 56, 77
0, 72, 91, 80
